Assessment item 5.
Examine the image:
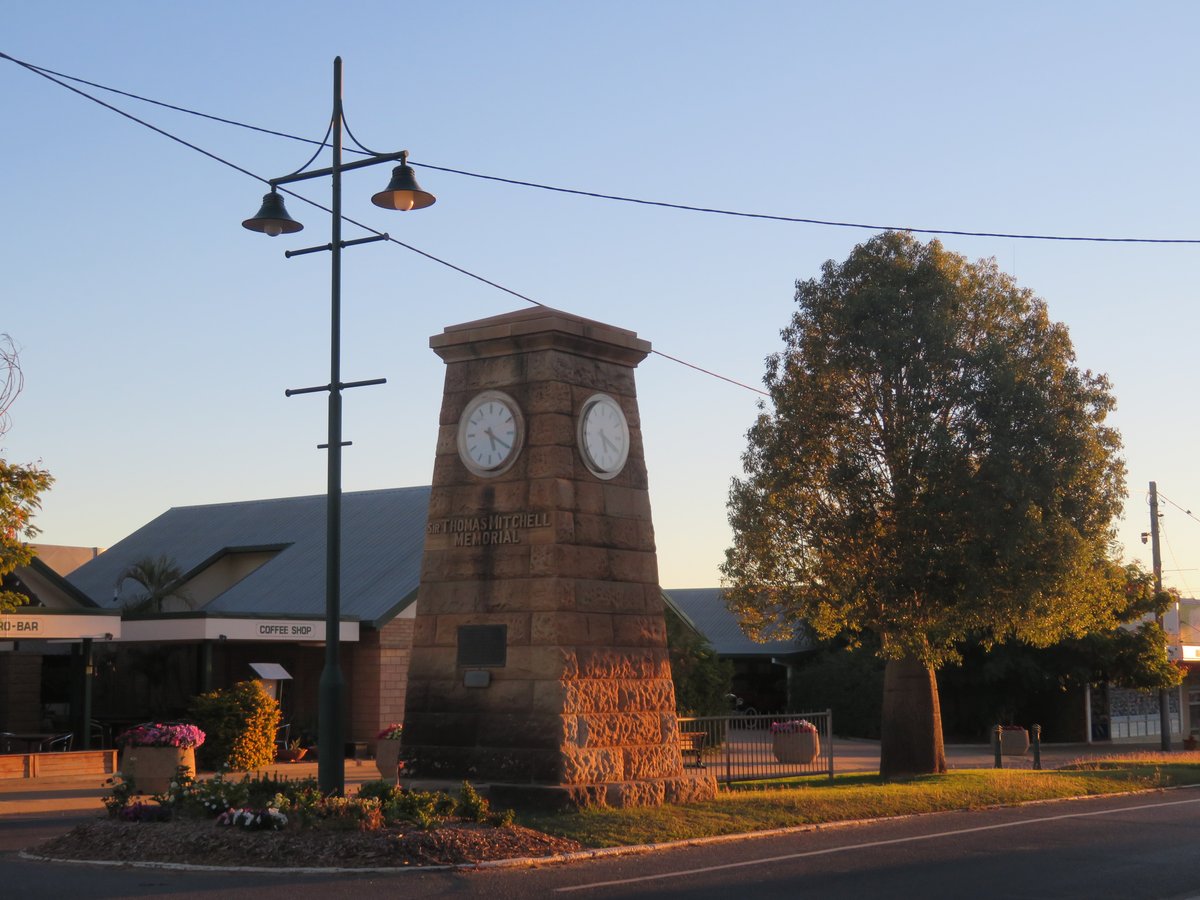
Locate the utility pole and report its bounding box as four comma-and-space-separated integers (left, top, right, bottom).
1149, 481, 1172, 751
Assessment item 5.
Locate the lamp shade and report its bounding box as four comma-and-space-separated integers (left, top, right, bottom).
242, 190, 304, 236
371, 163, 436, 211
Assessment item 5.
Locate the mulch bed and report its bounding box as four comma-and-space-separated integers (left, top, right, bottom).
32, 817, 586, 869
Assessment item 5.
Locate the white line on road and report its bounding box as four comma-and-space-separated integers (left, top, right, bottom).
554, 795, 1200, 893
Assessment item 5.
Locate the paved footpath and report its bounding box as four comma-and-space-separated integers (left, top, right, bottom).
0, 739, 1173, 819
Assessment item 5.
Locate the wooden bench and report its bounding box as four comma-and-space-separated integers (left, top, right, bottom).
679, 731, 707, 768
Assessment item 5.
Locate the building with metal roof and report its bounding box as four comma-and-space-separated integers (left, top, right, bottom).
47, 486, 431, 752
664, 587, 812, 713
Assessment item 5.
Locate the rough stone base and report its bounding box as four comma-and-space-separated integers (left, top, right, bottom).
488, 775, 717, 812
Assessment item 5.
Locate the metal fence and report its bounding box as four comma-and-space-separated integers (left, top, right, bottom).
676, 709, 834, 784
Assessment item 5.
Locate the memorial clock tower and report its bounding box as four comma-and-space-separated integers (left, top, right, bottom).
401, 308, 714, 808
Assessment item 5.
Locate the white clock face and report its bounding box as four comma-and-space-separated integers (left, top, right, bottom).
458, 391, 523, 476
579, 394, 629, 479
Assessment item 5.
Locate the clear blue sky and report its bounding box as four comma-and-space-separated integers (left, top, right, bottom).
5, 2, 1199, 591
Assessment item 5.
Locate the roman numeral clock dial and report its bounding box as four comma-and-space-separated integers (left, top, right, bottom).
457, 391, 524, 477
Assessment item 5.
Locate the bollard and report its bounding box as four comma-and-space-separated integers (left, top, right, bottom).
993, 724, 1003, 769
1032, 724, 1042, 771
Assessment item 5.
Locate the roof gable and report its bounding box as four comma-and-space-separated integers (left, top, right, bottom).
68, 486, 430, 628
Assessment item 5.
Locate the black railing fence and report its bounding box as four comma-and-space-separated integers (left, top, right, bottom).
677, 709, 834, 784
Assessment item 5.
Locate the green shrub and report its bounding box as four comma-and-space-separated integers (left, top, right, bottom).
188, 681, 281, 771
356, 779, 404, 804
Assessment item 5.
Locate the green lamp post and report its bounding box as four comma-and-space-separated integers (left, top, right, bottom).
242, 56, 434, 795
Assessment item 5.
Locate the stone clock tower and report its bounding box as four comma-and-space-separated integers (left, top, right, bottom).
402, 307, 714, 808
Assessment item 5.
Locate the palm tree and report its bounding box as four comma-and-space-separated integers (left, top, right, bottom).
115, 554, 193, 614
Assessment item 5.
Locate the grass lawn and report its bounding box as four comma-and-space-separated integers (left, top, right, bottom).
520, 752, 1200, 848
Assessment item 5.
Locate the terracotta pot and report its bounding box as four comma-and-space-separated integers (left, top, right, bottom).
276, 747, 308, 762
375, 740, 402, 784
771, 730, 820, 764
120, 745, 195, 794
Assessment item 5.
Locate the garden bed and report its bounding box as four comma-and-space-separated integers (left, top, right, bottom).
33, 817, 583, 868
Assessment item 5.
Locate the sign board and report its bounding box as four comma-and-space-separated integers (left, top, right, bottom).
117, 617, 358, 643
0, 611, 121, 640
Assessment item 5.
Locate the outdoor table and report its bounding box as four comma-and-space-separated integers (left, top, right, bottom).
2, 732, 56, 752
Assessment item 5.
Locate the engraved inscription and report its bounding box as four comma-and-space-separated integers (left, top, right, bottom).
427, 511, 551, 547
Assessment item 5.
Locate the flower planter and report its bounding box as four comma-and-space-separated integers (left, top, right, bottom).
771, 730, 820, 764
276, 748, 308, 763
120, 745, 195, 794
375, 740, 402, 784
997, 728, 1029, 756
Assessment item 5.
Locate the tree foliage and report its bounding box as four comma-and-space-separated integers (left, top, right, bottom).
0, 334, 53, 614
723, 233, 1128, 775
664, 602, 734, 716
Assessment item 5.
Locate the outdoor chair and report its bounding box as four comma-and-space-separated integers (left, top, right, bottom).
44, 732, 74, 752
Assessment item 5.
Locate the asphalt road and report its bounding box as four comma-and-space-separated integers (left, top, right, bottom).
3, 789, 1199, 899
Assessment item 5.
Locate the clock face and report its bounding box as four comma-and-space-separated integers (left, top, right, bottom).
457, 391, 523, 476
578, 394, 629, 479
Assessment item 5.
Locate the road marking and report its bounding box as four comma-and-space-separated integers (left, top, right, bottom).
554, 795, 1200, 893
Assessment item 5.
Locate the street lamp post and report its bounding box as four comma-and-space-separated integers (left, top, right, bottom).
242, 57, 434, 795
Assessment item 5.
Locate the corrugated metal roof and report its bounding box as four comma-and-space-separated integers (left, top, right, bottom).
67, 486, 430, 628
664, 587, 811, 658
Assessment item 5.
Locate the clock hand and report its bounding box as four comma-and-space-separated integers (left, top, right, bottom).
600, 430, 619, 454
491, 433, 512, 450
484, 428, 497, 451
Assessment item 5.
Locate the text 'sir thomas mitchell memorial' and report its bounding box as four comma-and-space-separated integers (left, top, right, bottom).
402, 308, 715, 808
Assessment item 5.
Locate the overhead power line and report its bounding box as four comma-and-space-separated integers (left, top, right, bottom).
1, 50, 768, 398
6, 52, 1200, 246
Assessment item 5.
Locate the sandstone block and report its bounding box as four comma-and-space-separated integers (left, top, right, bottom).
623, 744, 685, 780
612, 613, 668, 647
573, 513, 645, 551
527, 445, 574, 479
573, 480, 605, 514
552, 679, 621, 715
531, 611, 615, 646
574, 711, 664, 747
526, 381, 573, 414
502, 645, 573, 681
560, 747, 623, 784
529, 477, 575, 511
608, 549, 660, 585
573, 579, 647, 614
528, 412, 574, 447
603, 484, 653, 520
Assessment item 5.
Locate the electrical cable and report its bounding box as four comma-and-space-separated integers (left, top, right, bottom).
1, 50, 767, 398
6, 52, 1200, 246
1157, 491, 1200, 530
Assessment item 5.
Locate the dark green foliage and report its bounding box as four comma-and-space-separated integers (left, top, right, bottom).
114, 555, 192, 614
788, 643, 885, 738
188, 680, 281, 771
723, 233, 1129, 776
664, 603, 734, 715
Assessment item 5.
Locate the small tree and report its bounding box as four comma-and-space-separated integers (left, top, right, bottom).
189, 681, 281, 771
115, 555, 193, 614
0, 335, 53, 614
664, 604, 733, 716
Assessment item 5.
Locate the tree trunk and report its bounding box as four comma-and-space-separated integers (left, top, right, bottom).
879, 655, 946, 779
